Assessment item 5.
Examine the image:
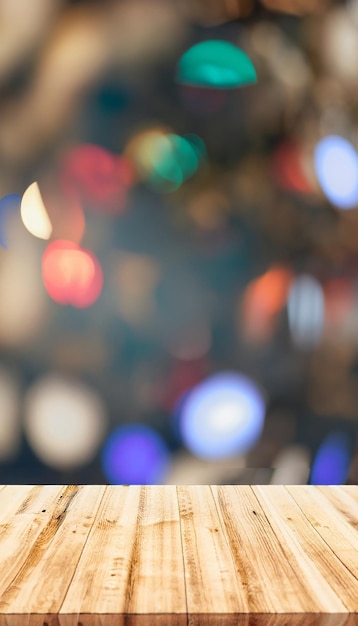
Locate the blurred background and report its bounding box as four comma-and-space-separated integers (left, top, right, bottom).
0, 0, 357, 485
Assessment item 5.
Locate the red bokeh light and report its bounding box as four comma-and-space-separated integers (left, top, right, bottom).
272, 141, 312, 193
60, 144, 135, 214
42, 240, 103, 308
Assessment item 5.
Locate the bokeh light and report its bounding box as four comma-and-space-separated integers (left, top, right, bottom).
270, 445, 311, 484
244, 266, 292, 316
60, 144, 134, 213
241, 266, 292, 343
101, 423, 171, 484
0, 194, 21, 248
177, 40, 257, 89
287, 275, 325, 349
0, 2, 357, 486
24, 375, 107, 470
314, 136, 358, 209
323, 8, 358, 86
42, 240, 103, 308
125, 127, 171, 180
310, 431, 352, 485
126, 129, 206, 192
148, 134, 197, 192
21, 182, 52, 240
272, 141, 312, 193
178, 371, 266, 460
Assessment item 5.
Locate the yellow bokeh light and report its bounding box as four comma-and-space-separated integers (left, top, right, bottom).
21, 181, 53, 240
124, 126, 172, 179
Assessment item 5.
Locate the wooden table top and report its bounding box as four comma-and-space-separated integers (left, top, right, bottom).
0, 485, 357, 626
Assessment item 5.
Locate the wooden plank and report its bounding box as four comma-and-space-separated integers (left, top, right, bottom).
252, 485, 358, 612
0, 485, 42, 522
0, 486, 66, 602
0, 485, 357, 625
176, 485, 248, 615
60, 485, 187, 616
125, 485, 186, 614
316, 486, 358, 530
339, 485, 358, 502
0, 485, 106, 616
212, 485, 343, 613
286, 485, 358, 581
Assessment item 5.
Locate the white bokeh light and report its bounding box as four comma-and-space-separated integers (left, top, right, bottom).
23, 375, 107, 470
270, 445, 311, 485
287, 275, 324, 349
314, 136, 358, 209
21, 182, 52, 240
179, 371, 266, 460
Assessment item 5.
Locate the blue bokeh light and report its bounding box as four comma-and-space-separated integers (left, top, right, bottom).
178, 371, 266, 460
314, 136, 358, 209
310, 431, 351, 485
0, 194, 21, 247
101, 423, 170, 484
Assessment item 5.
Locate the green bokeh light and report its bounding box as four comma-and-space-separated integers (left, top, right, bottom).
147, 134, 206, 193
177, 40, 257, 89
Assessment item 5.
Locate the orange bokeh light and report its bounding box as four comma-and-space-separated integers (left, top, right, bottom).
42, 240, 103, 308
241, 266, 293, 341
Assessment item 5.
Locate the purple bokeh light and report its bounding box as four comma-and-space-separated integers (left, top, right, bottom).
101, 423, 170, 484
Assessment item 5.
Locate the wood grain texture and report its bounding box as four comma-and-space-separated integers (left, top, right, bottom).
0, 485, 356, 626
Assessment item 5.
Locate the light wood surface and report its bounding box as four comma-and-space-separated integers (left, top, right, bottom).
0, 485, 357, 626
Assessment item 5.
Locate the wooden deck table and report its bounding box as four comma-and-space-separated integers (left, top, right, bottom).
0, 485, 357, 626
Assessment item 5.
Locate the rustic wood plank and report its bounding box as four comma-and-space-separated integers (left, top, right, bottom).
59, 484, 142, 616
339, 485, 358, 501
316, 486, 358, 530
252, 485, 358, 612
177, 485, 248, 614
0, 485, 357, 626
212, 485, 343, 613
125, 485, 186, 614
0, 485, 106, 616
0, 486, 65, 601
286, 485, 358, 581
0, 485, 41, 522
60, 485, 187, 616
